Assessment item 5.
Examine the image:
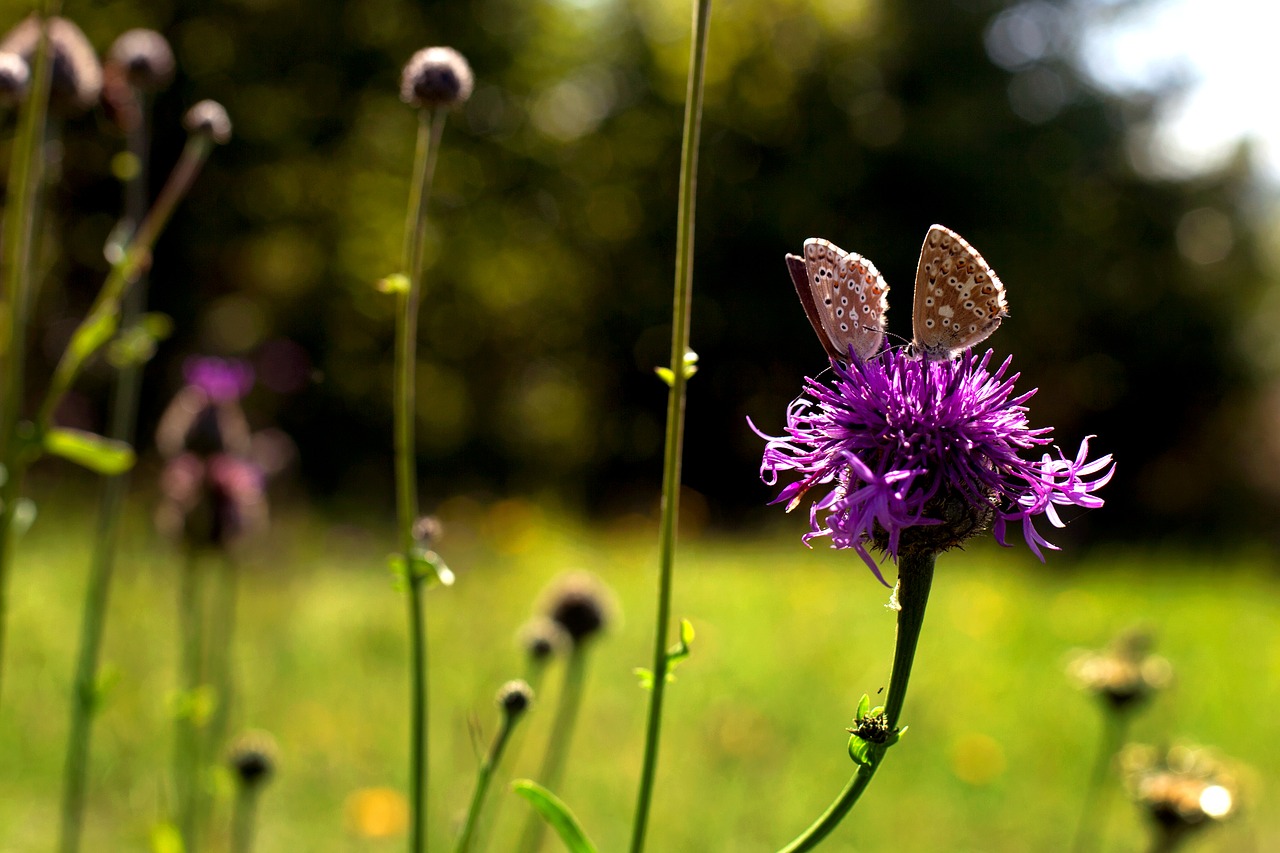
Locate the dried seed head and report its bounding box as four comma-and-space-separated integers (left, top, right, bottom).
183, 98, 232, 144
541, 571, 615, 647
1122, 743, 1238, 836
519, 616, 571, 662
226, 729, 278, 788
400, 46, 473, 109
107, 28, 174, 92
0, 15, 102, 115
0, 52, 28, 106
496, 679, 533, 718
1068, 628, 1172, 713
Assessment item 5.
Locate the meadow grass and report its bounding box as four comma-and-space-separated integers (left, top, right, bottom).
1, 486, 1275, 851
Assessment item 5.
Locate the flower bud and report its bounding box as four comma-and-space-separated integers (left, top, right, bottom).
519, 616, 570, 662
227, 729, 278, 789
0, 15, 102, 115
184, 98, 232, 144
399, 46, 473, 109
541, 571, 615, 647
496, 679, 533, 719
107, 28, 174, 92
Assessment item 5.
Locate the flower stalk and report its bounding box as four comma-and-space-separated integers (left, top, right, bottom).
628, 0, 712, 849
517, 649, 589, 853
455, 681, 533, 853
777, 549, 935, 852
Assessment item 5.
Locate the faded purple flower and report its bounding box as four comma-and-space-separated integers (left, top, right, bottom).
753, 348, 1113, 584
156, 452, 268, 550
184, 356, 253, 402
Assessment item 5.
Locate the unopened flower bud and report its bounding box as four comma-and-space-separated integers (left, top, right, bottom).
107, 28, 174, 92
541, 571, 615, 647
519, 616, 570, 663
227, 729, 278, 789
496, 679, 533, 718
0, 15, 102, 115
184, 99, 232, 144
0, 52, 29, 106
400, 46, 473, 109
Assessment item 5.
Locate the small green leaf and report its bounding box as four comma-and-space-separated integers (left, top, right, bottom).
681, 349, 699, 379
377, 273, 410, 295
44, 428, 136, 475
387, 548, 455, 590
511, 780, 598, 853
66, 311, 120, 368
107, 312, 174, 368
634, 619, 695, 690
654, 366, 675, 387
633, 667, 655, 690
848, 734, 874, 767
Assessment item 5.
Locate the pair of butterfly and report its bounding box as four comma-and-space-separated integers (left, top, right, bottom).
786, 224, 1008, 362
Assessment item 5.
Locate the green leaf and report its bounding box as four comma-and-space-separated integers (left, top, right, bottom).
633, 667, 655, 690
149, 821, 184, 853
387, 548, 455, 590
107, 312, 174, 368
654, 366, 675, 387
681, 349, 699, 379
634, 619, 695, 690
511, 780, 598, 853
848, 734, 874, 767
43, 428, 136, 475
856, 693, 871, 721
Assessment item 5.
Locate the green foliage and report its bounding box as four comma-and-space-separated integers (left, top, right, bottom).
634, 617, 695, 690
42, 428, 136, 475
512, 780, 599, 853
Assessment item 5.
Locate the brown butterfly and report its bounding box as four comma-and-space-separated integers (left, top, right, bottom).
786, 225, 1008, 362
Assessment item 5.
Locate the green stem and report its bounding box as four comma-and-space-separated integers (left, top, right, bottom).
777, 550, 937, 853
395, 106, 447, 853
201, 553, 239, 836
518, 649, 589, 853
0, 7, 54, 707
58, 89, 154, 853
230, 786, 260, 853
1071, 710, 1130, 853
454, 706, 524, 853
37, 132, 214, 432
175, 550, 206, 853
628, 1, 712, 850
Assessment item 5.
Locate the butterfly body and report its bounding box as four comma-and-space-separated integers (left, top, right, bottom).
787, 225, 1007, 362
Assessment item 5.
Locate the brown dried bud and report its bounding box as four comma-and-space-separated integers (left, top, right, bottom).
541, 571, 615, 647
400, 46, 473, 109
227, 730, 278, 789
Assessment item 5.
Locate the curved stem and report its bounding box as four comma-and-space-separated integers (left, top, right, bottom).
230, 786, 260, 853
395, 107, 447, 853
454, 706, 523, 853
628, 1, 712, 850
777, 550, 937, 853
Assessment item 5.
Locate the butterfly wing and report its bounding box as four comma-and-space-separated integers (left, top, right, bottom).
794, 238, 888, 362
911, 224, 1008, 360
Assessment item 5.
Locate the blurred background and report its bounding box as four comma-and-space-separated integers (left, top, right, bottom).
9, 0, 1279, 547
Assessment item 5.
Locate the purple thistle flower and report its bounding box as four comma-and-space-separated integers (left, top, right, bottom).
752, 348, 1114, 584
183, 356, 254, 403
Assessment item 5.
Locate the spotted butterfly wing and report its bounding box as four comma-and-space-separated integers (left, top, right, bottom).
786, 238, 888, 362
911, 225, 1008, 360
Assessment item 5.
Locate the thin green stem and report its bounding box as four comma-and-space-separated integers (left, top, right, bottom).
1071, 711, 1130, 853
454, 706, 525, 853
59, 90, 154, 853
175, 550, 206, 853
777, 550, 937, 853
518, 649, 589, 853
0, 8, 54, 707
230, 786, 260, 853
628, 1, 712, 850
395, 106, 448, 853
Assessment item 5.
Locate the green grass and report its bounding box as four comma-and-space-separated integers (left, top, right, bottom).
1, 493, 1275, 852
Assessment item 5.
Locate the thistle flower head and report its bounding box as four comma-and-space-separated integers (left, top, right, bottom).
155, 358, 254, 459
400, 46, 473, 109
0, 14, 102, 115
1122, 743, 1238, 839
106, 28, 174, 92
183, 98, 232, 144
1068, 628, 1172, 713
226, 729, 278, 789
0, 52, 29, 106
496, 679, 533, 718
156, 452, 268, 550
540, 571, 615, 648
519, 616, 571, 663
753, 348, 1114, 583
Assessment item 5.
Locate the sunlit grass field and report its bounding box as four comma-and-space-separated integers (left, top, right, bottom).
2, 490, 1276, 851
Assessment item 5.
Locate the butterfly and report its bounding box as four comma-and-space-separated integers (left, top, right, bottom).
785, 224, 1008, 362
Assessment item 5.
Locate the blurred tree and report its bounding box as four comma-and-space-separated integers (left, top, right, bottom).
6, 0, 1275, 544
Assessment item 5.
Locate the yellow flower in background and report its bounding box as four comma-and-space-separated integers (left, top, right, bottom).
344, 787, 409, 839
